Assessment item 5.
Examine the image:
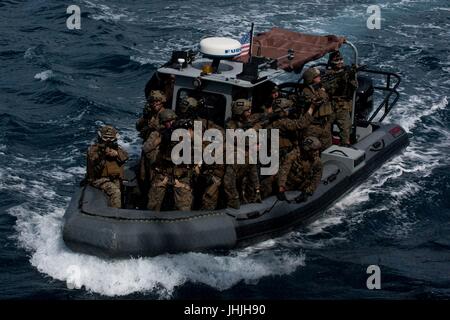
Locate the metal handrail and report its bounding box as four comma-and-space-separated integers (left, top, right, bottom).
359, 69, 401, 122
343, 41, 359, 129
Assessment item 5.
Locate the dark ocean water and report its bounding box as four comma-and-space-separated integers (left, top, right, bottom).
0, 0, 449, 299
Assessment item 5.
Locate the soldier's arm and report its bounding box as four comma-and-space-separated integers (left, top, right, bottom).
142, 131, 161, 164
87, 145, 103, 163
116, 147, 129, 164
136, 117, 146, 131
148, 116, 160, 131
225, 120, 237, 130
86, 145, 104, 180
296, 111, 313, 128
282, 112, 313, 131
321, 71, 333, 93
279, 118, 299, 132
348, 72, 358, 89
143, 131, 160, 152
345, 67, 358, 89
302, 87, 315, 105
302, 87, 322, 114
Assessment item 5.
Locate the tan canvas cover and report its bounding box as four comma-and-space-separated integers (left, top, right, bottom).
240, 27, 346, 71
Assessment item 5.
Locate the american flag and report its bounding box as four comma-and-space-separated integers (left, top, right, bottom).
237, 31, 251, 58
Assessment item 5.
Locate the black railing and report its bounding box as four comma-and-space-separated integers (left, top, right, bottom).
307, 63, 402, 123
358, 68, 401, 122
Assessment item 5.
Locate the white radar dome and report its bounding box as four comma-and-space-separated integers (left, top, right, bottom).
199, 37, 242, 59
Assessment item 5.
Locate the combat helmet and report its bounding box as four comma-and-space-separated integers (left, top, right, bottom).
178, 97, 199, 115
302, 67, 321, 85
328, 50, 344, 66
302, 136, 322, 151
271, 85, 279, 94
174, 118, 194, 130
159, 109, 177, 123
148, 90, 167, 104
98, 125, 118, 142
231, 99, 252, 117
272, 98, 294, 113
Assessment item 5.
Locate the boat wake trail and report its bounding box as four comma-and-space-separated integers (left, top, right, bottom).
8, 201, 305, 297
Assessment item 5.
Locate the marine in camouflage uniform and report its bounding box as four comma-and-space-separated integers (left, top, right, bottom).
86, 126, 129, 208
324, 51, 358, 145
143, 110, 193, 211
136, 90, 166, 142
177, 96, 224, 133
199, 158, 225, 210
261, 98, 313, 198
301, 67, 334, 151
281, 136, 323, 203
261, 85, 280, 111
223, 99, 261, 209
177, 96, 225, 210
137, 90, 167, 191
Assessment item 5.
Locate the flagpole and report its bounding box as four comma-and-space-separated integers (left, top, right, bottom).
249, 22, 254, 63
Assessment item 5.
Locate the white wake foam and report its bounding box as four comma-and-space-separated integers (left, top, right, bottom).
8, 201, 305, 297
34, 70, 53, 81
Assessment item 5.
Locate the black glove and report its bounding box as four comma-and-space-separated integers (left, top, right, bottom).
161, 127, 174, 146
79, 177, 88, 187
277, 192, 287, 201
286, 107, 297, 117
269, 112, 281, 122
294, 192, 308, 203
255, 190, 262, 203
203, 174, 213, 186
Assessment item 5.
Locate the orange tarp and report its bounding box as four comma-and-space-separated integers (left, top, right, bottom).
240, 28, 346, 71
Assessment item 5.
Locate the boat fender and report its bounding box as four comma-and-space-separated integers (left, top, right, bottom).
237, 210, 263, 220
329, 149, 349, 157
370, 139, 385, 152
322, 168, 341, 185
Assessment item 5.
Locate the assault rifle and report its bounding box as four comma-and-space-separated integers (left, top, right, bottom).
242, 108, 303, 130
321, 64, 366, 97
98, 140, 119, 156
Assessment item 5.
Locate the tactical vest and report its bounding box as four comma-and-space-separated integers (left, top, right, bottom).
150, 128, 192, 179
304, 86, 333, 118
101, 159, 124, 179
314, 86, 333, 117
87, 145, 126, 181
325, 68, 355, 99
141, 107, 165, 138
